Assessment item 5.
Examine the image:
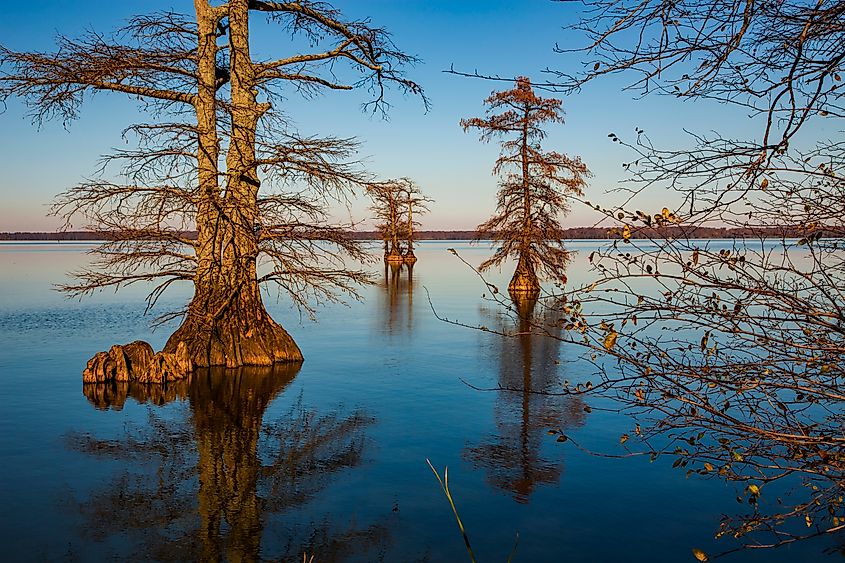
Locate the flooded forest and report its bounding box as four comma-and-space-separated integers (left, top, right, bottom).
0, 1, 843, 561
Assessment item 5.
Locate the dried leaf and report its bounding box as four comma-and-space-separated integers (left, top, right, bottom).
692, 547, 709, 561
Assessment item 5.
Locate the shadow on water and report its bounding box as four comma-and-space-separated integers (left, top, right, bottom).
464, 295, 587, 504
70, 365, 392, 562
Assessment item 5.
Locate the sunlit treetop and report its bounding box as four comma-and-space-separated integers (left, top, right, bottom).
461, 76, 564, 142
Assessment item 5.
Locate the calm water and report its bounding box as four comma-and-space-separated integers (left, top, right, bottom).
0, 241, 839, 562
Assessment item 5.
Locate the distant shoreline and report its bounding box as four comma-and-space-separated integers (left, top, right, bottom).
0, 227, 824, 242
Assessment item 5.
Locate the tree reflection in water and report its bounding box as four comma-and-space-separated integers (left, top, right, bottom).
465, 296, 587, 503
70, 365, 389, 562
379, 261, 416, 336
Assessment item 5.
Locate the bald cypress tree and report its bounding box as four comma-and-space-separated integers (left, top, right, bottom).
462, 77, 590, 296
1, 1, 422, 368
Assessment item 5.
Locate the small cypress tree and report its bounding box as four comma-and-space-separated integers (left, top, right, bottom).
462, 77, 590, 295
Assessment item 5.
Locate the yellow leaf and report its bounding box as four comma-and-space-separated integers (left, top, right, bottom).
760, 178, 769, 190
692, 548, 709, 561
805, 515, 812, 527
662, 207, 671, 219
748, 484, 760, 496
703, 462, 714, 472
603, 330, 618, 350
622, 224, 631, 241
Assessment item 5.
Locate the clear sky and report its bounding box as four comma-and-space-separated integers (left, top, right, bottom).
0, 0, 756, 231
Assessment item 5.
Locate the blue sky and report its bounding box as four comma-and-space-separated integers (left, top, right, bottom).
0, 0, 754, 231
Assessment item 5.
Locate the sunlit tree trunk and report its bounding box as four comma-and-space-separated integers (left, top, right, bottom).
510, 115, 540, 295
405, 202, 416, 258
166, 0, 302, 366
385, 189, 403, 262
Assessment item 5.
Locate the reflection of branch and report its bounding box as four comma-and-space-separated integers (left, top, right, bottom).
262, 399, 375, 511
69, 368, 382, 559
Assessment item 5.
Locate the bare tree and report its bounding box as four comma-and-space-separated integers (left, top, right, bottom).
510, 0, 845, 554
399, 178, 432, 263
440, 2, 845, 553
367, 178, 410, 262
0, 0, 423, 369
461, 77, 590, 297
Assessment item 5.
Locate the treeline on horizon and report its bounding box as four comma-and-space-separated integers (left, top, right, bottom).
0, 226, 828, 242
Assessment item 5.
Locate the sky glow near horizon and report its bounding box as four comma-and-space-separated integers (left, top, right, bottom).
0, 0, 785, 232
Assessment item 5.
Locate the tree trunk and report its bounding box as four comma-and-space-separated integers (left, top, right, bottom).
166, 0, 303, 366
404, 202, 417, 263
386, 193, 403, 261
510, 107, 540, 296
508, 252, 540, 295
165, 285, 302, 367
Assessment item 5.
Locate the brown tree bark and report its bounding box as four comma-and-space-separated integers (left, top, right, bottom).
508, 254, 540, 296
511, 112, 540, 295
165, 0, 302, 366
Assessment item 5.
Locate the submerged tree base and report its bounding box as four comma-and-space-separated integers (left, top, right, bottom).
385, 252, 404, 263
507, 254, 542, 297
165, 312, 303, 368
507, 272, 541, 297
83, 287, 306, 382
402, 252, 418, 264
163, 285, 305, 368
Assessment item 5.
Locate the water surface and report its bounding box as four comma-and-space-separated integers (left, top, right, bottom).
0, 241, 839, 561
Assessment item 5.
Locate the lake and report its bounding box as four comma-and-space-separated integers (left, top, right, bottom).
0, 241, 839, 561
